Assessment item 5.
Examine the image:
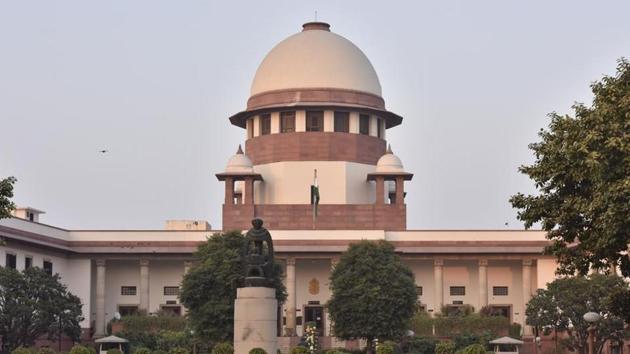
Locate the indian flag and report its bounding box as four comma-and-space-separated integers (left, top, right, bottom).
311, 169, 320, 220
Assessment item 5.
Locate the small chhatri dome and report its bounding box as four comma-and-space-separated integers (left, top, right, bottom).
225, 145, 254, 173
376, 145, 405, 173
250, 22, 382, 97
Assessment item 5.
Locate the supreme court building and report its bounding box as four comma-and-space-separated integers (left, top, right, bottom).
0, 22, 557, 348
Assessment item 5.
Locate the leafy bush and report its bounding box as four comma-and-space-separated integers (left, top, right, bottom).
453, 334, 480, 351
290, 347, 309, 354
455, 344, 487, 354
409, 312, 434, 337
120, 315, 187, 334
402, 336, 436, 354
153, 350, 168, 354
211, 343, 234, 354
107, 350, 123, 354
325, 350, 347, 354
249, 349, 267, 354
37, 348, 56, 354
375, 341, 395, 354
435, 342, 456, 354
168, 348, 189, 354
11, 347, 35, 354
508, 323, 521, 339
434, 314, 508, 337
134, 348, 151, 354
70, 346, 92, 354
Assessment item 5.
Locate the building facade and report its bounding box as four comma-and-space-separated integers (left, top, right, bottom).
0, 22, 557, 349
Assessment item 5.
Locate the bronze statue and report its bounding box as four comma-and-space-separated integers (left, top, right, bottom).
243, 218, 274, 287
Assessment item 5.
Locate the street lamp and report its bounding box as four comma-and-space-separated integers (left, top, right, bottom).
583, 312, 601, 354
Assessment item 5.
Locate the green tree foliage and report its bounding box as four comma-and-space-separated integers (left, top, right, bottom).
327, 240, 417, 353
511, 59, 630, 276
179, 231, 286, 343
10, 348, 34, 354
133, 348, 152, 354
455, 344, 487, 354
290, 347, 309, 354
0, 176, 17, 220
248, 349, 267, 354
525, 274, 627, 353
400, 336, 436, 354
435, 342, 456, 354
70, 346, 93, 354
210, 343, 234, 354
0, 267, 83, 352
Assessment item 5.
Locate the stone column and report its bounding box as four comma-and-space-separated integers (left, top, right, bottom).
139, 259, 150, 313
244, 177, 254, 205
395, 176, 405, 205
433, 259, 444, 315
285, 257, 297, 336
225, 177, 234, 205
329, 256, 340, 337
479, 259, 488, 309
375, 176, 385, 205
94, 259, 106, 337
522, 259, 533, 335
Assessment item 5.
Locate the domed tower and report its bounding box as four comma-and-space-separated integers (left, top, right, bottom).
218, 22, 412, 230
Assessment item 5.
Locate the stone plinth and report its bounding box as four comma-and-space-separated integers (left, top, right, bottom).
234, 287, 278, 354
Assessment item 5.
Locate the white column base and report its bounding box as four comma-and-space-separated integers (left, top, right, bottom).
234, 287, 278, 354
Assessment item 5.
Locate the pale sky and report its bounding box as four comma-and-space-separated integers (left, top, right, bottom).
1, 0, 628, 230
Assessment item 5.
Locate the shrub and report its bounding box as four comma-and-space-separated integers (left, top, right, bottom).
453, 334, 480, 351
168, 348, 189, 354
134, 348, 152, 354
107, 350, 123, 354
455, 344, 487, 354
211, 343, 234, 354
11, 347, 35, 354
153, 350, 168, 354
157, 331, 191, 352
325, 350, 348, 354
435, 342, 456, 354
508, 323, 521, 339
70, 346, 92, 354
409, 311, 434, 337
402, 336, 436, 354
249, 349, 267, 354
37, 348, 56, 354
375, 341, 395, 354
290, 348, 309, 354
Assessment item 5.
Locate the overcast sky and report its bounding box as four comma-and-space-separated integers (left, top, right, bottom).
1, 0, 628, 230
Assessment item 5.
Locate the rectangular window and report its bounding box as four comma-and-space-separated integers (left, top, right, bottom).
247, 118, 254, 139
306, 111, 324, 132
260, 114, 271, 135
118, 305, 138, 317
121, 286, 137, 296
5, 254, 16, 269
43, 260, 53, 275
359, 114, 370, 135
334, 111, 350, 133
416, 286, 423, 296
280, 111, 296, 133
377, 117, 383, 138
450, 286, 466, 296
25, 256, 32, 269
493, 286, 509, 296
164, 286, 180, 296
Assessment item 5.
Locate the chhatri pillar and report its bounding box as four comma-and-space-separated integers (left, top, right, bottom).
367, 145, 413, 205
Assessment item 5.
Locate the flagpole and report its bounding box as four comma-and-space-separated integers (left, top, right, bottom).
312, 169, 317, 229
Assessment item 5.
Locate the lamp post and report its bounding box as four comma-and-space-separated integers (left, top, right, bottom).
583, 312, 601, 354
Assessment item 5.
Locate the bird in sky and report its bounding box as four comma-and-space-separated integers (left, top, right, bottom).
99, 149, 108, 154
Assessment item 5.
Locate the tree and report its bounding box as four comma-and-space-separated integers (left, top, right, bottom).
327, 240, 417, 354
0, 176, 17, 220
525, 274, 627, 354
510, 58, 630, 276
179, 231, 286, 343
0, 176, 17, 246
0, 267, 84, 353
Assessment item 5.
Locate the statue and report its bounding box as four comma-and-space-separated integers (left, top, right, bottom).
243, 218, 274, 287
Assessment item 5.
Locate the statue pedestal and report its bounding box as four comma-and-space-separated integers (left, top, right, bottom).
234, 287, 278, 354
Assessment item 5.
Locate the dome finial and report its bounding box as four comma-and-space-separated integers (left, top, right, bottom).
302, 21, 330, 32
236, 144, 243, 154
387, 144, 393, 154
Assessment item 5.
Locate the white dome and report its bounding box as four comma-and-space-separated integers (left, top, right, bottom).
251, 23, 382, 97
225, 145, 254, 173
375, 146, 404, 173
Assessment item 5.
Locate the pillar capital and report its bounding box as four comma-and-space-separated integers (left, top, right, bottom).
434, 258, 444, 267
522, 258, 534, 267
184, 260, 193, 268
286, 257, 296, 266
479, 259, 489, 267
95, 259, 106, 267
140, 259, 150, 267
